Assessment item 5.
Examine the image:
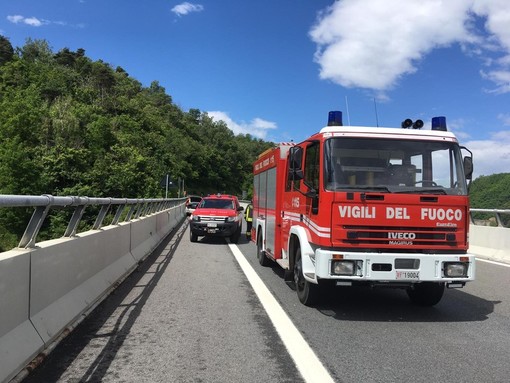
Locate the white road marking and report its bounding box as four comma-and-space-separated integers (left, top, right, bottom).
228, 243, 335, 383
476, 258, 510, 268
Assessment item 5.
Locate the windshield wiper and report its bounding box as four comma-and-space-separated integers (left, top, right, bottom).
393, 187, 447, 195
416, 188, 448, 195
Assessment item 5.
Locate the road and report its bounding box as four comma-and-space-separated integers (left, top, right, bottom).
23, 220, 510, 383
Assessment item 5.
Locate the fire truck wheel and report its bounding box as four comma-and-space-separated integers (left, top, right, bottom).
257, 232, 271, 266
407, 282, 445, 306
190, 230, 198, 243
294, 246, 319, 306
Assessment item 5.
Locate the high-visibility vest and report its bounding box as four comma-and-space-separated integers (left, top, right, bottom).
245, 205, 253, 222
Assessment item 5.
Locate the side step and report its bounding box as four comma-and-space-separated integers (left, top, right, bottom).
277, 259, 294, 284
276, 258, 289, 269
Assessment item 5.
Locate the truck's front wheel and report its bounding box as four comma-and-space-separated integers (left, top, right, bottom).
294, 245, 319, 306
407, 282, 445, 306
257, 231, 270, 266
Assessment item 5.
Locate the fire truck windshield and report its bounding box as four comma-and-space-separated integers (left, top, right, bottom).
324, 137, 468, 195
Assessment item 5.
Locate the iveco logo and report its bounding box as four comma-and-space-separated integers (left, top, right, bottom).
388, 232, 416, 239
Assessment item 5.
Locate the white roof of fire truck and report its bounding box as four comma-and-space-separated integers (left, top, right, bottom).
319, 125, 458, 142
317, 112, 458, 142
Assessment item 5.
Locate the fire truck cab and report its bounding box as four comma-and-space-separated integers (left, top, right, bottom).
253, 112, 475, 306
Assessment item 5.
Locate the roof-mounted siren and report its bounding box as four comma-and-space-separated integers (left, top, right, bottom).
413, 119, 424, 129
401, 119, 413, 129
401, 118, 424, 129
328, 111, 343, 126
431, 116, 447, 131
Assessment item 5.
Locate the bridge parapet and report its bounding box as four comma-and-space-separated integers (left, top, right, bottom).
0, 199, 508, 383
0, 195, 186, 383
469, 209, 510, 265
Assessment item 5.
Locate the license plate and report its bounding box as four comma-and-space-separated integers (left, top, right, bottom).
207, 223, 217, 228
396, 271, 420, 280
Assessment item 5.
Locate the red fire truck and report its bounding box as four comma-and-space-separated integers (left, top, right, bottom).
252, 111, 475, 306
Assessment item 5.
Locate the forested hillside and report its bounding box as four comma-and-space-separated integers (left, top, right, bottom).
469, 173, 510, 209
0, 36, 273, 249
0, 36, 273, 198
2, 35, 507, 250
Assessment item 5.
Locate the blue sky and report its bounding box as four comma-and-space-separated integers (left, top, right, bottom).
1, 0, 510, 179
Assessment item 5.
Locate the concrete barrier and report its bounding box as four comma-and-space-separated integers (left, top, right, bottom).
131, 215, 159, 262
131, 204, 182, 262
0, 249, 44, 383
29, 222, 135, 344
469, 224, 510, 264
0, 206, 184, 383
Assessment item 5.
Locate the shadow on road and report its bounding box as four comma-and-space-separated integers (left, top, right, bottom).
24, 219, 188, 383
265, 262, 498, 323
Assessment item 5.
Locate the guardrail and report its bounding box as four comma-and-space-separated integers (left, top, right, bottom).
0, 195, 180, 249
470, 208, 510, 228
0, 194, 186, 383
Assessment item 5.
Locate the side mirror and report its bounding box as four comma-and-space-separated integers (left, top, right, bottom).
463, 156, 473, 180
289, 146, 303, 171
290, 169, 304, 181
288, 146, 304, 183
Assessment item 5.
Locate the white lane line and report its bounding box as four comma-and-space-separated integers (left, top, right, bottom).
476, 258, 510, 268
228, 243, 335, 383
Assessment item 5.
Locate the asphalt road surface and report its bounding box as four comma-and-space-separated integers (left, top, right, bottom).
23, 220, 510, 383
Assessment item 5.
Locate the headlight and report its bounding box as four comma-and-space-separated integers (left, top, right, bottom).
331, 260, 355, 276
192, 215, 201, 222
443, 262, 468, 278
226, 216, 239, 222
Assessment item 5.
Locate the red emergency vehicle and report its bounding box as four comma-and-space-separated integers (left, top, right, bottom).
252, 111, 475, 306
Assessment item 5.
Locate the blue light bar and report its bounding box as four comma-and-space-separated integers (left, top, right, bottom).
431, 116, 447, 131
328, 111, 343, 126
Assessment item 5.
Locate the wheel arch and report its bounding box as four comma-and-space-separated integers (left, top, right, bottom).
288, 225, 317, 284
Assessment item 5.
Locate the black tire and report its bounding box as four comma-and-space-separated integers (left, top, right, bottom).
294, 245, 319, 306
407, 282, 445, 306
230, 225, 241, 244
190, 230, 198, 243
257, 232, 271, 266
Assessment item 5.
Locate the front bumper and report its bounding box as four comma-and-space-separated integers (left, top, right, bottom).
190, 220, 239, 237
312, 250, 475, 284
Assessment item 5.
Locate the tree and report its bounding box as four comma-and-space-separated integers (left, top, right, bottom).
18, 38, 53, 63
0, 35, 14, 65
0, 37, 275, 250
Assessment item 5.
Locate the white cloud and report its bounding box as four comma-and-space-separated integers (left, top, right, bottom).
207, 111, 277, 139
310, 0, 510, 93
7, 15, 24, 24
498, 113, 510, 126
6, 15, 82, 28
171, 2, 204, 17
7, 15, 48, 27
465, 130, 510, 178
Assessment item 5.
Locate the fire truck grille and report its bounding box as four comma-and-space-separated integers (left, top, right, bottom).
341, 225, 458, 246
199, 216, 227, 222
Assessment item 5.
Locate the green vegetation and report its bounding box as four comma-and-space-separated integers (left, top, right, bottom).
469, 173, 510, 209
469, 173, 510, 227
0, 36, 273, 250
3, 35, 507, 249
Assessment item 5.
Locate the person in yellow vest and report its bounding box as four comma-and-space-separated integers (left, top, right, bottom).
244, 201, 253, 239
